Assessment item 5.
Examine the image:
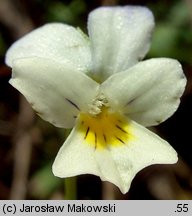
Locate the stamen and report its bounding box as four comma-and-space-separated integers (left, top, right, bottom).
88, 92, 109, 115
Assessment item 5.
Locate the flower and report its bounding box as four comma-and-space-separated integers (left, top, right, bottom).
5, 6, 186, 194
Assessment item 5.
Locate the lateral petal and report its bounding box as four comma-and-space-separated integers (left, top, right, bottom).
101, 58, 186, 127
10, 57, 99, 128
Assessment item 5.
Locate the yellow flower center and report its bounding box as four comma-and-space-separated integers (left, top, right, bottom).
78, 107, 133, 150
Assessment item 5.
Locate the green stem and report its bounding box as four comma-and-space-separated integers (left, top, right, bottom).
64, 177, 77, 200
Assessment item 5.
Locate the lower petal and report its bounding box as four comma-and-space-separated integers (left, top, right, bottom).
108, 120, 178, 193
53, 111, 177, 194
52, 127, 99, 178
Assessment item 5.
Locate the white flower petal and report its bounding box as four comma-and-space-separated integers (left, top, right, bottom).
107, 119, 177, 193
52, 116, 127, 191
52, 123, 100, 178
101, 58, 186, 127
53, 116, 177, 194
88, 6, 154, 81
6, 23, 91, 73
94, 148, 129, 193
10, 57, 99, 128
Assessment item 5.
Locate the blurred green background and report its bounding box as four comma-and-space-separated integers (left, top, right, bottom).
0, 0, 192, 200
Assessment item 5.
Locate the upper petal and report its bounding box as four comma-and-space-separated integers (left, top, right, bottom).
6, 23, 91, 73
10, 57, 99, 128
88, 6, 154, 82
101, 58, 186, 127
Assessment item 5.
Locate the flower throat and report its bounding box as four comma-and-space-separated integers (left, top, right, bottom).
78, 105, 133, 150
